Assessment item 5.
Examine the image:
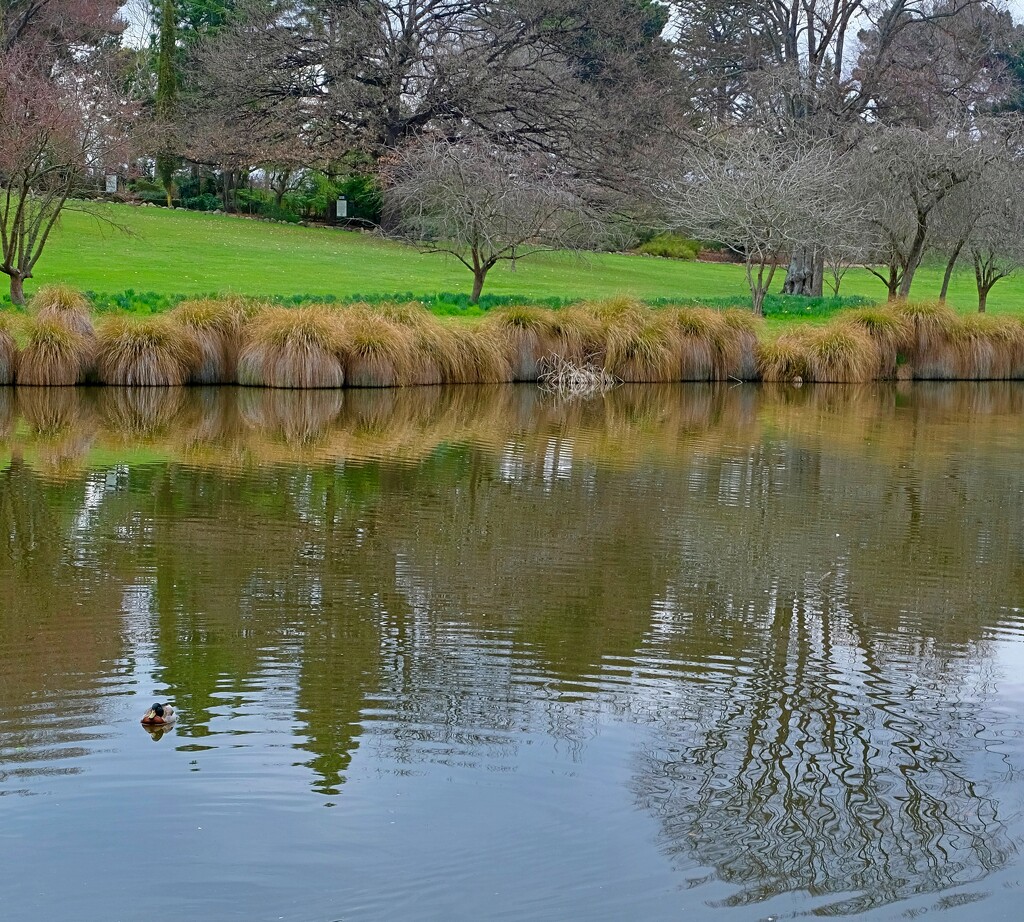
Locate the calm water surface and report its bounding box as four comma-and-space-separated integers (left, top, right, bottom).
1, 383, 1023, 921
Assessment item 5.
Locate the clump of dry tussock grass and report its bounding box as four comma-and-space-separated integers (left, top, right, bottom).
668, 307, 737, 381
172, 298, 247, 383
756, 336, 810, 383
844, 306, 912, 379
237, 307, 346, 388
341, 307, 424, 387
719, 309, 762, 380
446, 324, 515, 383
0, 315, 17, 385
486, 306, 588, 381
603, 312, 683, 382
97, 317, 201, 386
17, 317, 96, 385
369, 302, 472, 385
30, 285, 95, 339
893, 300, 960, 379
794, 323, 880, 382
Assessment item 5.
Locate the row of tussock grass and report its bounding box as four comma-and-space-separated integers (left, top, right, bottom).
7, 287, 1024, 387
6, 287, 764, 387
756, 301, 1024, 382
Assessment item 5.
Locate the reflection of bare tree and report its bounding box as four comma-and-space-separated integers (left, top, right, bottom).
633, 592, 1017, 915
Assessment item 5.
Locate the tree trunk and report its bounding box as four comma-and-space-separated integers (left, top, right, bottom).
978, 288, 989, 313
939, 238, 965, 302
470, 269, 486, 304
898, 210, 928, 298
782, 247, 822, 296
9, 274, 26, 306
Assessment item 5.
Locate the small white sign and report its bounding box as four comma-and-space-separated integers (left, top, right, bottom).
105, 175, 118, 194
336, 197, 347, 218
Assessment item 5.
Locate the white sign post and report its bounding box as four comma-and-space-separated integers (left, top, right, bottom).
336, 196, 348, 219
105, 175, 118, 194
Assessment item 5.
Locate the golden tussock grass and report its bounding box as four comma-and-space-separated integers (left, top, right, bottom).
756, 336, 810, 383
0, 314, 17, 385
485, 306, 588, 381
446, 325, 515, 383
237, 307, 346, 388
30, 285, 95, 339
96, 317, 201, 386
893, 300, 960, 379
668, 307, 735, 381
172, 298, 247, 384
340, 308, 422, 387
719, 309, 762, 380
603, 312, 682, 382
17, 317, 96, 385
843, 307, 912, 379
793, 323, 880, 383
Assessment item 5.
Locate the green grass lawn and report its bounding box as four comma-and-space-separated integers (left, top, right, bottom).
15, 202, 1024, 323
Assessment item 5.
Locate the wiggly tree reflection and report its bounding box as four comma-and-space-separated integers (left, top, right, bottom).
633, 591, 1017, 915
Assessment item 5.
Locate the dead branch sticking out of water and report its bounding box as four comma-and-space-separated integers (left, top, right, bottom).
538, 354, 619, 398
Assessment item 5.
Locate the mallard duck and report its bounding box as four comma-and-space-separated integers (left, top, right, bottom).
140, 703, 175, 725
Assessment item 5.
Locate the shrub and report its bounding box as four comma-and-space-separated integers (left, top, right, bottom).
17, 317, 96, 385
237, 307, 347, 388
96, 317, 201, 386
636, 233, 700, 260
183, 193, 223, 212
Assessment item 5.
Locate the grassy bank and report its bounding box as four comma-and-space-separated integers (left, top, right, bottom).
11, 204, 1024, 321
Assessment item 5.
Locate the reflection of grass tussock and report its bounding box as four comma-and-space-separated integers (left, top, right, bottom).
17, 318, 96, 385
96, 387, 190, 439
237, 307, 346, 388
97, 317, 201, 386
0, 315, 16, 385
341, 309, 419, 387
239, 387, 345, 445
30, 284, 95, 339
15, 387, 99, 473
843, 307, 911, 379
172, 298, 246, 384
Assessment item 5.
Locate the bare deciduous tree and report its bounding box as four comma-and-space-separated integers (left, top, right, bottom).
384, 136, 609, 303
1, 1, 127, 304
660, 135, 856, 316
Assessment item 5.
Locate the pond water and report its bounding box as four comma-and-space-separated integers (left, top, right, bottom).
1, 383, 1023, 922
